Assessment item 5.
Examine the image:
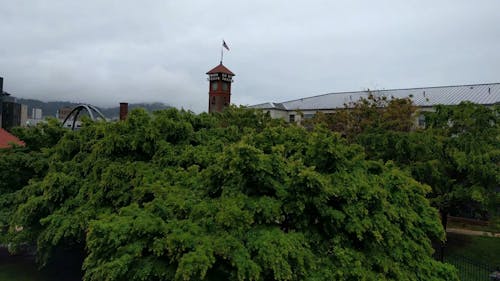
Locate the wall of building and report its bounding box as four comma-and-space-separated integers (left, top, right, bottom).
57, 107, 72, 120
32, 108, 43, 120
1, 102, 21, 130
20, 104, 28, 126
263, 109, 337, 124
259, 107, 435, 130
209, 94, 230, 113
263, 109, 288, 120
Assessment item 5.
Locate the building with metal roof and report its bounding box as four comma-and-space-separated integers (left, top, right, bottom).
249, 83, 500, 123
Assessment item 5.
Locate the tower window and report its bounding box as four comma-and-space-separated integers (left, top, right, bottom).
211, 82, 218, 91
222, 82, 228, 91
212, 96, 216, 104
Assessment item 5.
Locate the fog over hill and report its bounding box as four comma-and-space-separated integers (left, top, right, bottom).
16, 98, 171, 119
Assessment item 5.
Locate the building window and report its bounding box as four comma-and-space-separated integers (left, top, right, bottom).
211, 82, 218, 91
418, 114, 426, 127
222, 82, 228, 91
304, 113, 315, 119
212, 96, 216, 104
289, 114, 295, 123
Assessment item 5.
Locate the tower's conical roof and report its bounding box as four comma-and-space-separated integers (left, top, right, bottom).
206, 63, 235, 76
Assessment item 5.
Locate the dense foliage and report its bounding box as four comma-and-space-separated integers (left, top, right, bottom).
305, 94, 417, 139
0, 118, 66, 238
1, 107, 457, 280
422, 103, 500, 220
309, 98, 500, 226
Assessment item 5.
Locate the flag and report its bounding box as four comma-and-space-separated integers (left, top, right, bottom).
222, 40, 230, 51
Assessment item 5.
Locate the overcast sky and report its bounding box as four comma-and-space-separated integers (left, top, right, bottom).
1, 0, 499, 112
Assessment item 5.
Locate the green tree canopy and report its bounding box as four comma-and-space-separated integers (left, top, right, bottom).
305, 94, 417, 139
309, 97, 499, 227
2, 107, 457, 280
0, 118, 67, 239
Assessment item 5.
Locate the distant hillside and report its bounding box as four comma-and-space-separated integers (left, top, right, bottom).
99, 103, 172, 118
15, 98, 171, 119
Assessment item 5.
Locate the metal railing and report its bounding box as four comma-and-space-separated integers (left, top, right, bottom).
443, 254, 499, 281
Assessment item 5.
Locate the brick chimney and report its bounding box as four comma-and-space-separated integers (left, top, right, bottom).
119, 102, 128, 121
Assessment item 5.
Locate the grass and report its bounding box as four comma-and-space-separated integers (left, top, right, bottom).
446, 233, 500, 265
444, 233, 500, 281
0, 261, 49, 281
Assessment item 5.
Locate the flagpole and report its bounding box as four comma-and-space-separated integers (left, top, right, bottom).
220, 40, 224, 64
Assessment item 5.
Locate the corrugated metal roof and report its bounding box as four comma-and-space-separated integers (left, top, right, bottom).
250, 102, 275, 109
250, 83, 500, 111
250, 102, 286, 110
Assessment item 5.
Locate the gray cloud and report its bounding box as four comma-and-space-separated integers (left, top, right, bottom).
1, 0, 499, 112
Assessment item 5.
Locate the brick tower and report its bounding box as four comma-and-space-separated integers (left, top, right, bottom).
206, 63, 235, 113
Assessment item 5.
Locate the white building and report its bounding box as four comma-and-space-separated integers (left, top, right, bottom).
31, 108, 42, 120
249, 83, 500, 123
26, 107, 44, 126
